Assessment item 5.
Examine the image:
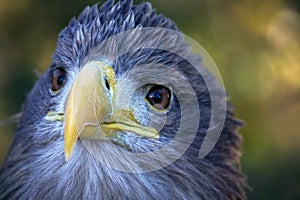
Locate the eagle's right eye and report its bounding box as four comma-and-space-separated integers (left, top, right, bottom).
51, 67, 67, 92
146, 85, 171, 111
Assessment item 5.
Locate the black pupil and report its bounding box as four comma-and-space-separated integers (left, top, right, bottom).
57, 74, 66, 86
151, 91, 162, 103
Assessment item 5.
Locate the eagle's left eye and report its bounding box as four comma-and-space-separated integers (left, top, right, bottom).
146, 85, 171, 110
51, 67, 67, 92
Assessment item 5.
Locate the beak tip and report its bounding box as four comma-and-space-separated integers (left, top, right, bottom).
64, 151, 71, 162
64, 141, 75, 162
64, 143, 75, 162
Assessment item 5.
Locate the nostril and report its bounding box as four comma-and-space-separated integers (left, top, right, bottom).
105, 78, 110, 91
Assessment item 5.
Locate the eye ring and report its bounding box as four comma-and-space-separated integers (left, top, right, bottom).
51, 67, 67, 92
146, 85, 171, 111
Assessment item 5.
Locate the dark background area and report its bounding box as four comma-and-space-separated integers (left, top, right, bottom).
0, 0, 299, 199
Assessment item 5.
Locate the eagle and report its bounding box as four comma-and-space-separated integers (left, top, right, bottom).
0, 0, 246, 199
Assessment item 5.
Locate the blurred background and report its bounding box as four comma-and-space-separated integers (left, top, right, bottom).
0, 0, 299, 199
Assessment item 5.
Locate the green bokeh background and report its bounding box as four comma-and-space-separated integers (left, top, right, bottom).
0, 0, 299, 199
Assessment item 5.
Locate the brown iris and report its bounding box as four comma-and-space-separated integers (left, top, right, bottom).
51, 67, 67, 92
146, 85, 171, 110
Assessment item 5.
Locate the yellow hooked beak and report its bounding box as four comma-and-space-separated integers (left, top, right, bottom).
64, 61, 158, 161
